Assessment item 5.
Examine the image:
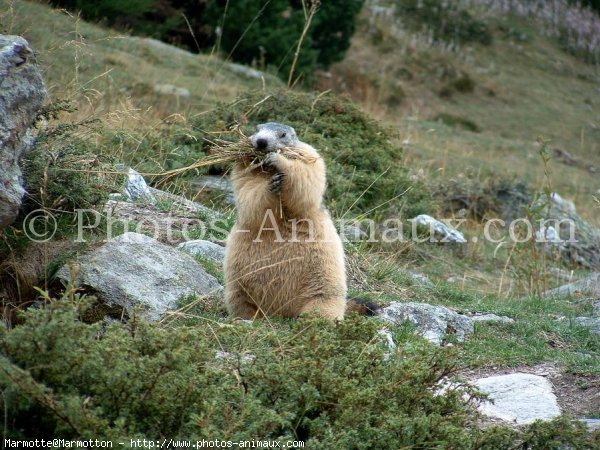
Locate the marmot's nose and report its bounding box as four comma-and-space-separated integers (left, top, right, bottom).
256, 138, 268, 151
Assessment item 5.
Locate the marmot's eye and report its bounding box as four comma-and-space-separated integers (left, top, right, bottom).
280, 132, 286, 138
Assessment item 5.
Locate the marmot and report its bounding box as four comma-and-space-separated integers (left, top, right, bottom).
223, 122, 347, 320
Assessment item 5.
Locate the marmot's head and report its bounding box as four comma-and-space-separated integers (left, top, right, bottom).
251, 122, 299, 153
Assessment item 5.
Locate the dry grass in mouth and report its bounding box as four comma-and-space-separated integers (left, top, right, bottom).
158, 127, 320, 182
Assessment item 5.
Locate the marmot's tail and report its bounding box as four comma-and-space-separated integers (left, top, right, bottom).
346, 298, 380, 316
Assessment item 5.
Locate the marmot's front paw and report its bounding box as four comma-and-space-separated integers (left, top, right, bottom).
262, 152, 281, 171
270, 172, 285, 194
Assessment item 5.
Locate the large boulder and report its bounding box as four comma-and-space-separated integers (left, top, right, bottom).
0, 35, 47, 228
473, 373, 561, 424
378, 301, 474, 344
56, 232, 223, 321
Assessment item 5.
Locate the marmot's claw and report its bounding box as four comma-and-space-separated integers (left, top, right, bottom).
270, 172, 285, 194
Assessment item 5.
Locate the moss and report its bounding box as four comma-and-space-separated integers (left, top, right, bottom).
192, 90, 431, 218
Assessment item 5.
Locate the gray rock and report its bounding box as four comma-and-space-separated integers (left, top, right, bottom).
129, 37, 193, 58
178, 240, 225, 264
193, 175, 235, 205
473, 373, 561, 424
123, 167, 156, 204
153, 84, 190, 99
593, 299, 600, 317
407, 271, 434, 287
579, 418, 600, 431
56, 232, 223, 321
470, 313, 515, 324
574, 317, 600, 334
544, 272, 600, 298
412, 214, 467, 244
377, 328, 396, 361
0, 35, 47, 228
536, 192, 600, 269
378, 301, 474, 344
535, 225, 562, 245
149, 187, 223, 221
226, 62, 265, 79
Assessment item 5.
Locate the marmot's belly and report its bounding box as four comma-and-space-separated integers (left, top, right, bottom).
226, 228, 345, 316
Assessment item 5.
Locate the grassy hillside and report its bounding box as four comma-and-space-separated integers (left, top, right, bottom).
1, 0, 282, 118
328, 3, 600, 225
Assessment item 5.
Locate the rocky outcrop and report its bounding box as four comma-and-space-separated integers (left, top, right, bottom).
545, 272, 600, 299
538, 193, 600, 269
56, 232, 223, 321
0, 35, 47, 228
470, 313, 515, 324
378, 301, 474, 344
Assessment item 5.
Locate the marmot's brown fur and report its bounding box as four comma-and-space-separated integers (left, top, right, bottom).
223, 123, 347, 320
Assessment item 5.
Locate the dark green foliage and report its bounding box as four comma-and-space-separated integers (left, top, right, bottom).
580, 0, 600, 14
203, 0, 364, 82
2, 298, 598, 447
434, 113, 481, 133
307, 0, 364, 68
193, 90, 431, 217
22, 138, 117, 214
396, 0, 493, 46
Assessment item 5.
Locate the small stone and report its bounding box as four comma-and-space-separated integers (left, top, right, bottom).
412, 214, 467, 244
153, 83, 190, 98
470, 313, 515, 324
407, 271, 434, 287
378, 301, 474, 345
123, 168, 156, 204
474, 373, 561, 424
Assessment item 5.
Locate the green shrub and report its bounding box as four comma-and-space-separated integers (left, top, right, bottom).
1, 298, 598, 447
396, 0, 493, 46
433, 173, 531, 221
192, 90, 431, 218
202, 0, 365, 82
